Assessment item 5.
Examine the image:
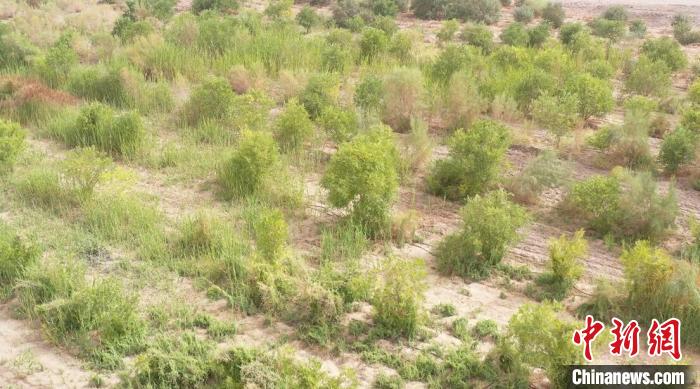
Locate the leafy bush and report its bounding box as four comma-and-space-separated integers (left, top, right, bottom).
411, 0, 446, 20
513, 6, 534, 23
296, 6, 320, 33
629, 19, 647, 38
34, 33, 78, 88
0, 24, 34, 70
541, 2, 565, 28
427, 120, 510, 201
641, 37, 687, 72
441, 72, 486, 131
682, 109, 700, 132
460, 23, 494, 53
67, 66, 130, 107
672, 14, 700, 45
560, 22, 586, 45
625, 56, 671, 97
359, 28, 389, 63
530, 230, 587, 300
249, 206, 288, 262
381, 67, 423, 132
563, 170, 677, 242
589, 18, 626, 41
500, 22, 529, 47
0, 223, 37, 296
512, 68, 557, 112
0, 119, 26, 174
192, 0, 238, 13
527, 22, 551, 47
564, 73, 614, 120
507, 150, 569, 204
436, 190, 528, 279
659, 127, 697, 174
437, 19, 460, 42
300, 74, 338, 120
181, 77, 235, 127
373, 257, 427, 338
688, 79, 700, 106
319, 106, 359, 143
532, 92, 579, 142
445, 0, 501, 24
321, 126, 399, 237
218, 131, 280, 200
273, 98, 314, 152
602, 5, 627, 21
354, 74, 384, 114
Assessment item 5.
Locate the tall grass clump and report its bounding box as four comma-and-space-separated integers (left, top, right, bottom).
507, 151, 569, 204
529, 230, 588, 301
181, 77, 235, 127
436, 190, 528, 279
381, 67, 423, 132
33, 32, 78, 88
218, 130, 280, 200
0, 118, 26, 174
321, 126, 400, 237
373, 257, 427, 339
66, 66, 130, 107
0, 223, 38, 298
427, 120, 510, 201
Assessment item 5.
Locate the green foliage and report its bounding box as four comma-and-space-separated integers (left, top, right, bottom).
641, 37, 687, 72
541, 2, 565, 28
0, 223, 38, 296
67, 66, 129, 107
527, 22, 551, 48
249, 206, 288, 262
427, 120, 510, 201
359, 28, 389, 63
192, 0, 238, 13
437, 19, 460, 42
625, 56, 671, 96
181, 77, 236, 127
436, 190, 528, 279
0, 119, 26, 174
507, 150, 569, 204
681, 109, 700, 132
472, 319, 498, 339
381, 67, 423, 132
460, 23, 494, 54
319, 106, 359, 143
507, 303, 580, 387
500, 22, 529, 47
513, 6, 534, 23
432, 303, 457, 317
300, 74, 338, 120
564, 170, 677, 242
688, 79, 700, 106
589, 18, 626, 41
672, 14, 700, 45
532, 230, 587, 300
441, 72, 486, 131
564, 73, 614, 119
659, 127, 697, 173
373, 257, 427, 338
34, 33, 78, 88
602, 5, 627, 21
296, 6, 320, 33
265, 0, 293, 20
532, 92, 579, 141
629, 19, 647, 38
354, 74, 384, 114
373, 373, 404, 389
560, 22, 586, 45
0, 24, 35, 70
321, 126, 399, 236
218, 130, 279, 200
273, 98, 314, 152
446, 0, 501, 24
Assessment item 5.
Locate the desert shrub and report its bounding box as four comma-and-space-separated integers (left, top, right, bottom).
354, 74, 384, 114
531, 230, 587, 300
248, 206, 288, 262
560, 22, 586, 45
507, 151, 569, 204
527, 22, 550, 47
113, 1, 155, 43
368, 0, 400, 17
563, 73, 614, 120
359, 28, 389, 64
0, 24, 34, 70
181, 77, 235, 127
381, 67, 423, 132
0, 224, 38, 296
532, 92, 579, 143
432, 303, 457, 317
373, 257, 427, 338
321, 126, 399, 237
67, 66, 129, 107
672, 14, 700, 45
297, 6, 320, 33
300, 74, 338, 120
411, 0, 446, 20
541, 2, 565, 28
472, 319, 499, 339
500, 22, 529, 47
429, 44, 476, 86
332, 0, 365, 29
682, 109, 700, 132
589, 18, 625, 41
659, 127, 697, 174
192, 0, 238, 13
436, 190, 528, 279
0, 119, 26, 174
629, 19, 647, 38
513, 6, 534, 23
373, 373, 404, 389
446, 0, 501, 24
641, 37, 687, 72
388, 31, 413, 63
34, 33, 78, 88
218, 131, 279, 200
460, 23, 494, 54
688, 79, 700, 106
602, 5, 627, 21
564, 170, 677, 242
625, 56, 671, 97
319, 106, 359, 143
682, 218, 700, 263
265, 0, 293, 20
427, 120, 510, 201
507, 303, 580, 387
60, 147, 113, 200
512, 68, 557, 112
441, 72, 487, 131
437, 19, 460, 42
273, 99, 314, 152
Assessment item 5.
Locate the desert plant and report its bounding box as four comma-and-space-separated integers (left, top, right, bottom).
602, 5, 627, 21
0, 224, 38, 296
641, 37, 687, 72
541, 2, 565, 28
296, 6, 320, 33
589, 18, 626, 41
0, 119, 26, 174
381, 68, 423, 132
659, 126, 697, 174
446, 0, 501, 24
437, 19, 460, 42
527, 22, 551, 47
441, 72, 487, 130
373, 257, 427, 338
321, 126, 399, 237
300, 74, 338, 120
219, 130, 280, 199
531, 230, 587, 300
33, 33, 78, 88
460, 23, 494, 53
672, 14, 700, 45
354, 74, 384, 115
531, 92, 580, 143
273, 98, 314, 152
436, 190, 528, 279
564, 73, 614, 120
411, 0, 446, 20
629, 19, 647, 38
507, 150, 569, 204
359, 28, 389, 64
625, 56, 671, 97
0, 24, 34, 70
249, 206, 288, 262
181, 77, 235, 127
682, 109, 700, 132
427, 120, 510, 201
500, 22, 529, 47
688, 79, 700, 106
513, 6, 534, 23
192, 0, 238, 13
319, 106, 359, 143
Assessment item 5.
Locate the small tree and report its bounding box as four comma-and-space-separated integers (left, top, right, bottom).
659, 127, 697, 174
641, 37, 687, 72
300, 74, 338, 120
359, 28, 388, 64
273, 98, 314, 152
321, 126, 399, 237
373, 257, 427, 338
428, 120, 510, 201
625, 56, 671, 97
0, 119, 26, 174
500, 22, 529, 47
564, 73, 614, 120
354, 74, 384, 114
531, 92, 580, 144
436, 190, 528, 279
296, 6, 320, 33
218, 131, 279, 199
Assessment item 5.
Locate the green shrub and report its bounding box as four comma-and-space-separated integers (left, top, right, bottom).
429, 44, 475, 86
527, 22, 551, 47
373, 373, 404, 389
34, 33, 78, 88
564, 73, 614, 119
641, 37, 687, 72
248, 206, 288, 262
500, 22, 529, 47
381, 67, 423, 132
410, 0, 446, 20
437, 19, 460, 42
354, 74, 384, 114
67, 66, 129, 107
560, 22, 586, 45
472, 319, 498, 339
0, 119, 26, 174
427, 120, 510, 201
0, 223, 38, 296
432, 303, 457, 317
192, 0, 238, 13
0, 24, 34, 70
181, 77, 235, 127
507, 150, 569, 204
218, 130, 280, 200
512, 68, 557, 112
300, 74, 338, 120
672, 14, 700, 45
446, 0, 501, 24
460, 23, 494, 53
321, 126, 399, 237
441, 72, 486, 131
359, 28, 389, 64
513, 6, 534, 23
319, 106, 359, 143
625, 56, 671, 97
629, 19, 647, 38
682, 109, 700, 131
532, 92, 579, 142
688, 79, 700, 106
531, 230, 587, 300
60, 147, 113, 200
541, 2, 565, 28
373, 257, 427, 338
273, 98, 314, 152
659, 127, 697, 173
265, 0, 293, 20
589, 18, 626, 41
436, 190, 528, 279
602, 5, 627, 21
507, 303, 580, 387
